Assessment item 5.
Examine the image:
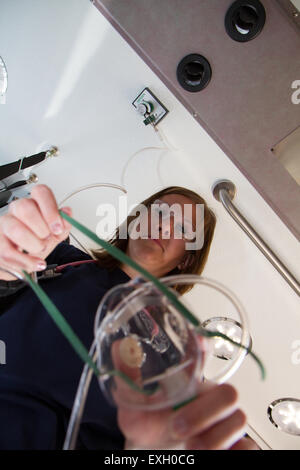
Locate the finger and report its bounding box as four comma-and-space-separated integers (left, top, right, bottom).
185, 409, 247, 450
229, 436, 260, 450
118, 405, 171, 448
9, 198, 51, 240
170, 383, 238, 441
30, 207, 73, 259
0, 234, 46, 274
0, 214, 48, 254
30, 184, 66, 235
47, 207, 73, 248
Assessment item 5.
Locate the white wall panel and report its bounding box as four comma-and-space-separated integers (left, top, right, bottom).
0, 0, 299, 449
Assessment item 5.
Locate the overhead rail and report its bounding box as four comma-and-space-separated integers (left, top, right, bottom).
212, 180, 300, 297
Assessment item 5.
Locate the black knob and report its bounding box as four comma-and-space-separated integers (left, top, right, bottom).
234, 6, 259, 32
177, 54, 212, 92
225, 1, 266, 42
239, 5, 259, 24
184, 62, 204, 86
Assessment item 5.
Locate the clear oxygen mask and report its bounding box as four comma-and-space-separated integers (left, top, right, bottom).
94, 275, 251, 411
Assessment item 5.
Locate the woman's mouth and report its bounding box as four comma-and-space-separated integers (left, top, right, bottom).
151, 238, 164, 251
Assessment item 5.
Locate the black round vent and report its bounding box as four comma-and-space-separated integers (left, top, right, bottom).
176, 54, 212, 92
225, 0, 266, 42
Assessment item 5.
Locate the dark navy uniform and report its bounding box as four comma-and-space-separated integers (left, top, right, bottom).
0, 242, 130, 450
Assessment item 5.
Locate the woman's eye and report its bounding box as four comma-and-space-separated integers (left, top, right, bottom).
176, 223, 195, 240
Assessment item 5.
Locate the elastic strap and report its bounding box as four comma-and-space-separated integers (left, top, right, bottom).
55, 259, 97, 273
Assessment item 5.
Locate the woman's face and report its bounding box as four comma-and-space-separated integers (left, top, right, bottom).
124, 193, 197, 278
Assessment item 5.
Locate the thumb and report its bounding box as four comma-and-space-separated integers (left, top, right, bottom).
110, 337, 144, 407
112, 337, 172, 447
110, 337, 163, 409
60, 206, 73, 230
52, 206, 73, 243
112, 337, 143, 382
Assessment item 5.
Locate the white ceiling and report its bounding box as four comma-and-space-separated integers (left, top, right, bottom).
291, 0, 300, 10
0, 0, 299, 449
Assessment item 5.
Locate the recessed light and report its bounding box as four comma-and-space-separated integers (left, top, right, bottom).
268, 398, 300, 436
202, 316, 252, 360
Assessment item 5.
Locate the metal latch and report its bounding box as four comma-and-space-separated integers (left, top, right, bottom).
38, 264, 62, 281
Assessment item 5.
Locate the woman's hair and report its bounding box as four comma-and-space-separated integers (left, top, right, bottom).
91, 186, 216, 295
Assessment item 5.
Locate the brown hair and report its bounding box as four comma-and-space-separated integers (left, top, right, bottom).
91, 186, 216, 295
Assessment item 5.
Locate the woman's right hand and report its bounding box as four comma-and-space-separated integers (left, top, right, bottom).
111, 340, 254, 450
0, 184, 72, 280
119, 382, 250, 450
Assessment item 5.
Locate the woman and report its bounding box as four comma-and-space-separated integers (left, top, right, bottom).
0, 184, 256, 450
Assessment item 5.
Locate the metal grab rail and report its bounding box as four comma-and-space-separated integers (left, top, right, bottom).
212, 180, 300, 297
